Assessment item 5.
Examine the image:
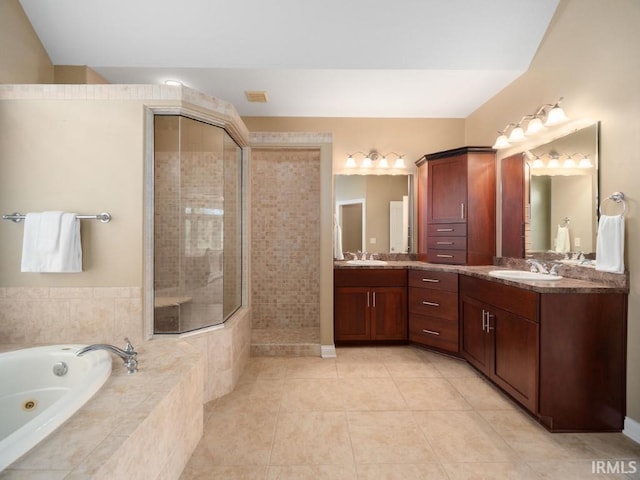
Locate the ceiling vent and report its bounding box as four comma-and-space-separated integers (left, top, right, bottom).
245, 90, 269, 103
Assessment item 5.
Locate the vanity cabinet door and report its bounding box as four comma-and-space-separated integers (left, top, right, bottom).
334, 287, 371, 341
460, 295, 491, 371
372, 287, 407, 340
427, 155, 467, 224
460, 276, 539, 413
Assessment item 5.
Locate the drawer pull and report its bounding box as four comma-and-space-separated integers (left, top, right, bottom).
422, 329, 440, 336
422, 301, 440, 307
437, 254, 454, 258
436, 241, 454, 245
421, 278, 440, 283
436, 228, 454, 232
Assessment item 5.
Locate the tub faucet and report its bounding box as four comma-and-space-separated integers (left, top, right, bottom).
77, 337, 138, 374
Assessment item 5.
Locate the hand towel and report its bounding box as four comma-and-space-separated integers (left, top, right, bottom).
596, 214, 625, 273
554, 225, 571, 254
334, 214, 344, 260
21, 212, 82, 273
37, 211, 63, 252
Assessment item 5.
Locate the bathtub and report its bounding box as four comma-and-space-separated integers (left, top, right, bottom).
0, 345, 112, 472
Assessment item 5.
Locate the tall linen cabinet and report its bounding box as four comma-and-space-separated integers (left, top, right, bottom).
416, 146, 496, 265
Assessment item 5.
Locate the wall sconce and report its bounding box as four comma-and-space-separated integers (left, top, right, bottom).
528, 152, 593, 169
492, 97, 568, 149
345, 150, 406, 169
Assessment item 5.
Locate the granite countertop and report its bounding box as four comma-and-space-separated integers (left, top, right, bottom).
334, 260, 629, 294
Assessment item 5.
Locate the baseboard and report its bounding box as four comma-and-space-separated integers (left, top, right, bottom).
321, 344, 336, 358
624, 416, 640, 444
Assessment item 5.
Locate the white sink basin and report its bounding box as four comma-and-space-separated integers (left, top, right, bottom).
346, 259, 388, 266
488, 270, 562, 281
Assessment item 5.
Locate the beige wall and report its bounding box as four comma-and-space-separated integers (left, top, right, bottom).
0, 0, 54, 84
242, 117, 465, 173
54, 65, 110, 84
0, 100, 145, 287
465, 0, 640, 423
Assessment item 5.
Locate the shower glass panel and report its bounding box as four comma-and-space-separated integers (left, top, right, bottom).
153, 115, 242, 334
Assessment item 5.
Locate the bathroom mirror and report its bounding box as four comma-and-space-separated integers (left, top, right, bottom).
335, 175, 413, 255
502, 122, 599, 258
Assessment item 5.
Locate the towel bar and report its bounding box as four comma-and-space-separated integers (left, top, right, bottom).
599, 192, 626, 216
2, 212, 112, 223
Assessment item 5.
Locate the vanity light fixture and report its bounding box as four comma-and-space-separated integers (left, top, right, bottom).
345, 150, 406, 170
492, 97, 569, 149
529, 152, 593, 170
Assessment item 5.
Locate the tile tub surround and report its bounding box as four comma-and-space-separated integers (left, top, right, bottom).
0, 338, 204, 479
0, 286, 144, 346
179, 346, 640, 479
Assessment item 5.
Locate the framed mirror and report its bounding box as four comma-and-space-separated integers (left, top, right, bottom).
335, 175, 413, 255
501, 122, 599, 259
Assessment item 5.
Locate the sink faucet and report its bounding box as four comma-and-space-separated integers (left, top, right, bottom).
549, 263, 563, 276
526, 259, 549, 274
77, 337, 138, 374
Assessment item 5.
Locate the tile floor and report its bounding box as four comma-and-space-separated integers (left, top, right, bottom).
179, 346, 640, 479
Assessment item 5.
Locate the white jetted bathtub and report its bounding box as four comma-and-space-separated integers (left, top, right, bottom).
0, 345, 112, 471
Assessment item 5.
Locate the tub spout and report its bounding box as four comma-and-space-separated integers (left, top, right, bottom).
77, 338, 138, 374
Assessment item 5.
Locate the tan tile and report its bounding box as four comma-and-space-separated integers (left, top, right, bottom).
188, 410, 277, 467
479, 410, 572, 461
270, 412, 353, 465
211, 378, 284, 413
442, 462, 540, 480
414, 410, 515, 463
383, 358, 443, 378
565, 433, 640, 459
431, 358, 480, 378
355, 463, 448, 480
348, 411, 436, 464
285, 357, 338, 379
280, 378, 345, 411
448, 376, 516, 410
336, 360, 390, 378
266, 464, 358, 479
335, 346, 379, 361
395, 377, 472, 411
340, 378, 408, 411
180, 465, 267, 480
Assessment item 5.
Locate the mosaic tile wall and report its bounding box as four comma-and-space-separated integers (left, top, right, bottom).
251, 148, 321, 330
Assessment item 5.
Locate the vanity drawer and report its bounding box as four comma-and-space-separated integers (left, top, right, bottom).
409, 313, 458, 352
427, 249, 466, 265
428, 223, 467, 237
409, 288, 457, 319
408, 270, 458, 292
427, 236, 466, 250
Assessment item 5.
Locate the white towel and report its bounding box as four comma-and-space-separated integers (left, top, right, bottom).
596, 214, 625, 273
554, 225, 571, 254
21, 212, 83, 273
334, 214, 344, 260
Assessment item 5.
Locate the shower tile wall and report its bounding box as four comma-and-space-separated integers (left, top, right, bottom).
251, 148, 321, 330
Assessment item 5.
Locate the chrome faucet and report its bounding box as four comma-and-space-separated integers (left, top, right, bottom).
77, 337, 138, 374
549, 263, 563, 276
526, 259, 549, 274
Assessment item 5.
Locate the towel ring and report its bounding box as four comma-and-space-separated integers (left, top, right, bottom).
599, 192, 627, 216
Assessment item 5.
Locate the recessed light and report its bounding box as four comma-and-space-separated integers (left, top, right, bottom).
164, 80, 183, 86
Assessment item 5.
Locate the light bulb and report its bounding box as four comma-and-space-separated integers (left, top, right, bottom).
492, 134, 511, 149
361, 157, 373, 168
548, 157, 560, 168
525, 117, 544, 135
378, 157, 389, 168
563, 156, 577, 168
578, 156, 593, 168
393, 157, 406, 169
545, 105, 568, 125
531, 157, 545, 168
508, 126, 525, 143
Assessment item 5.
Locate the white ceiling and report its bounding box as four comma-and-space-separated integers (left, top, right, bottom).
19, 0, 559, 118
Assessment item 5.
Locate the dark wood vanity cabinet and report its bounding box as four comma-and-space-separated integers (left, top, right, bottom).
460, 276, 539, 412
416, 146, 496, 265
460, 275, 627, 432
334, 269, 407, 343
408, 270, 459, 353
